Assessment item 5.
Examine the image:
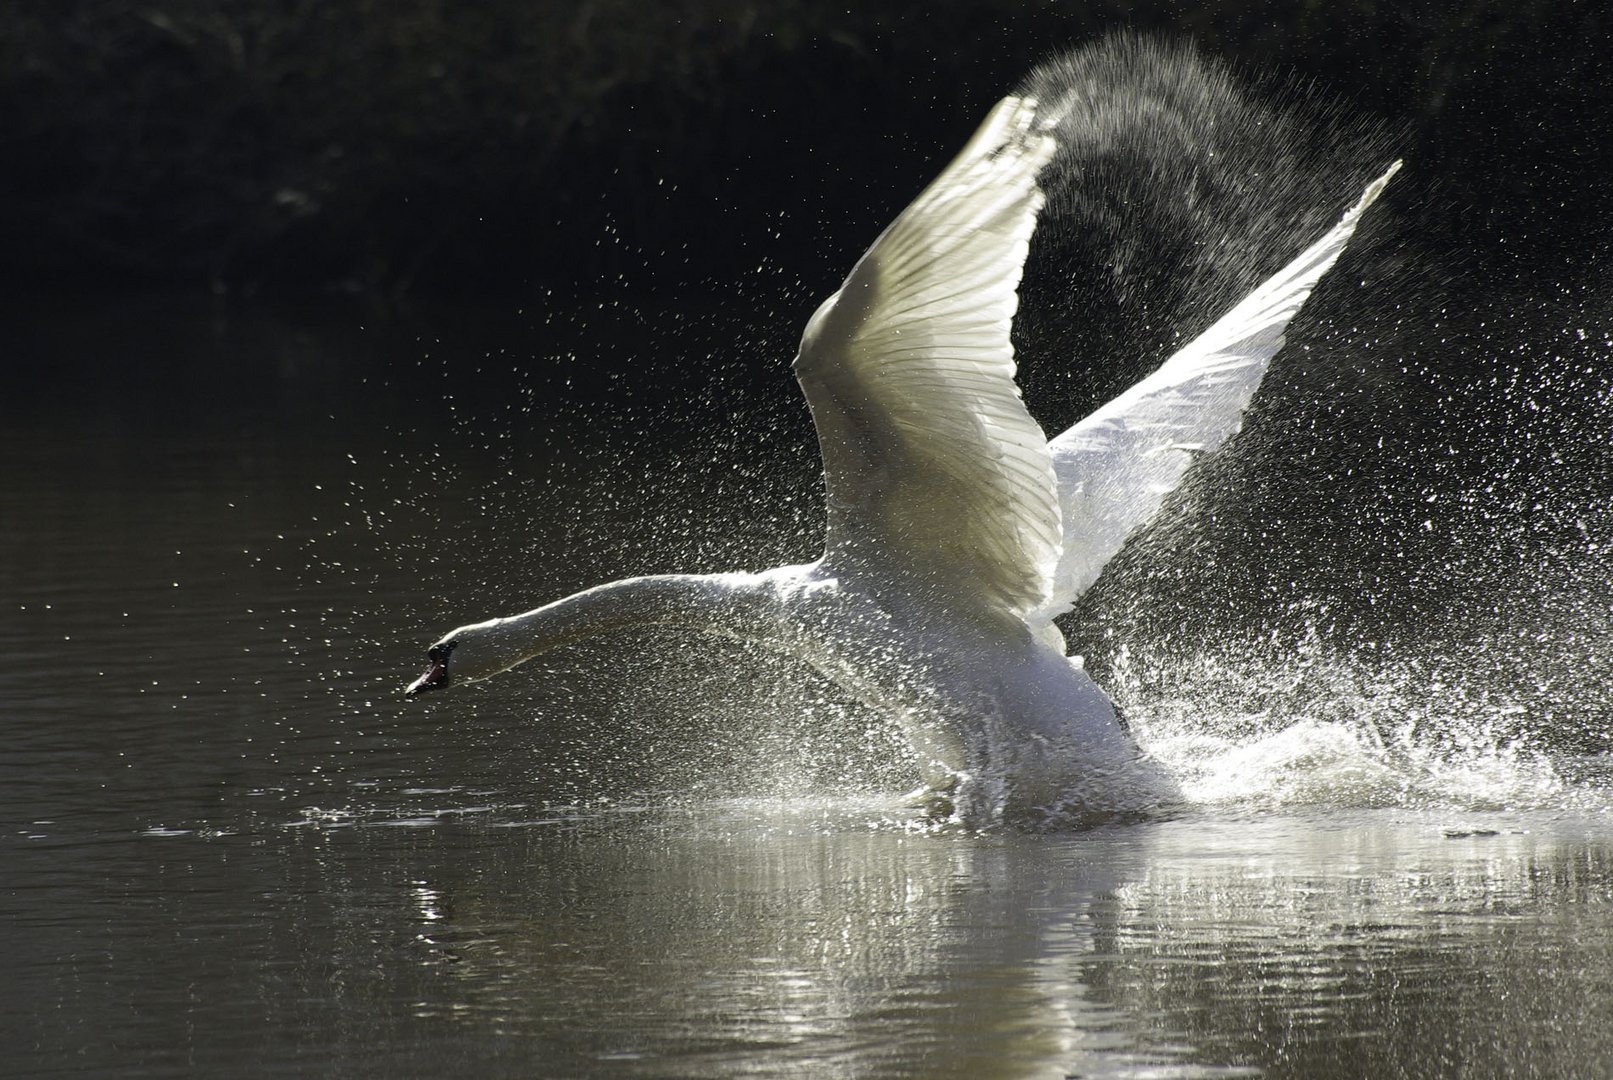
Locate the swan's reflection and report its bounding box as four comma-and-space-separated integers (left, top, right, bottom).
392, 808, 1613, 1078
401, 805, 1145, 1078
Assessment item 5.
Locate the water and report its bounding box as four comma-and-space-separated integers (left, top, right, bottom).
26, 806, 1613, 1080
3, 294, 1610, 1079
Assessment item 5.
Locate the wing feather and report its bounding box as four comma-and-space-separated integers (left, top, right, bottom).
794, 96, 1063, 618
1038, 161, 1401, 618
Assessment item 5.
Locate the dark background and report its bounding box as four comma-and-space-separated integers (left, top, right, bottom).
2, 1, 1608, 299
4, 3, 1610, 745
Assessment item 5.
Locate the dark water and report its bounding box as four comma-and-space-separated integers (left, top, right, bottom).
5, 302, 1613, 1078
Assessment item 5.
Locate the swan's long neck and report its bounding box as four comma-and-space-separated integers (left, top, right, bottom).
455, 572, 773, 682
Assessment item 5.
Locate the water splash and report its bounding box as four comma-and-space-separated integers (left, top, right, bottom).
1106, 632, 1602, 815
1011, 36, 1613, 821
356, 36, 1610, 828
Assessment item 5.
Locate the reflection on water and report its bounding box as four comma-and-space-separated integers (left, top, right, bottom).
10, 793, 1613, 1078
1091, 817, 1613, 1078
4, 303, 1612, 1078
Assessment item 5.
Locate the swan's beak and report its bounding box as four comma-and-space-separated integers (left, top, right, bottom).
405, 657, 449, 698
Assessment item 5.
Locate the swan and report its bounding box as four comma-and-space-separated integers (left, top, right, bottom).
405, 93, 1398, 826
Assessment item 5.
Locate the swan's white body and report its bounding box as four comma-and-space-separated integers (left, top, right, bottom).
408, 94, 1397, 826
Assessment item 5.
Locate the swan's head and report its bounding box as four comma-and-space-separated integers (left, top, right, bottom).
405, 616, 531, 698
405, 637, 458, 697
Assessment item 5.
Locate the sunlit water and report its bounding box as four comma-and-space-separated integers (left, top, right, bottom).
4, 302, 1611, 1079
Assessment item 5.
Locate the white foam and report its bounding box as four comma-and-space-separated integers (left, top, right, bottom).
1109, 639, 1599, 816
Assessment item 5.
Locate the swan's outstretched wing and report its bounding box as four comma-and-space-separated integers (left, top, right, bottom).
1039, 161, 1401, 618
794, 96, 1061, 618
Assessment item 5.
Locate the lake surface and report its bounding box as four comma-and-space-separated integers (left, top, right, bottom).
4, 300, 1612, 1078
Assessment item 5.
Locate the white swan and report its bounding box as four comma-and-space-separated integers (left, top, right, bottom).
406, 94, 1398, 826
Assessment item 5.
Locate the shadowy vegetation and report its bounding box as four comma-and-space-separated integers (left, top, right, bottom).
1, 2, 1607, 297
